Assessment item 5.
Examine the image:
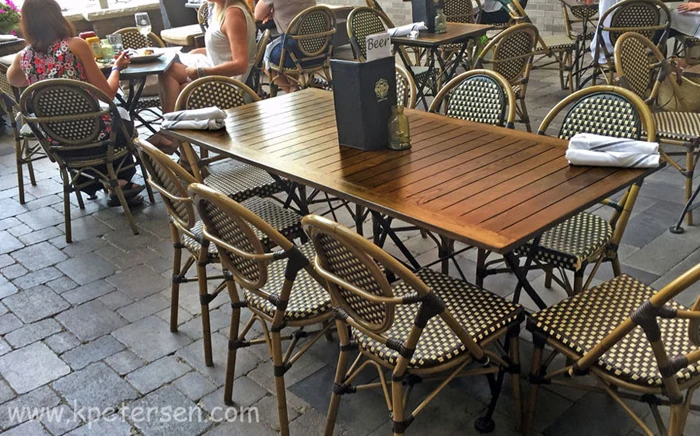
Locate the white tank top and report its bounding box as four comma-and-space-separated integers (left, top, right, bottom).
205, 4, 257, 82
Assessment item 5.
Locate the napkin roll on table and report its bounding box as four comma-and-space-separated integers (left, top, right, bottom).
387, 22, 427, 37
162, 107, 227, 130
565, 133, 661, 168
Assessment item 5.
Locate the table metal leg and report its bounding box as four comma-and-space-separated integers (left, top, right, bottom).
503, 236, 547, 309
371, 212, 421, 271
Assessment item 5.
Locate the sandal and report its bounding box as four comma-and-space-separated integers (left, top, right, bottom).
119, 182, 145, 197
107, 194, 144, 208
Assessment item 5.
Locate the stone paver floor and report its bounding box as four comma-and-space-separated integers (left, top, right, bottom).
0, 62, 698, 436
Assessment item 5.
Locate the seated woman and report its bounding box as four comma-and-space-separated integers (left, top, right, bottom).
7, 0, 144, 206
158, 0, 256, 114
255, 0, 316, 93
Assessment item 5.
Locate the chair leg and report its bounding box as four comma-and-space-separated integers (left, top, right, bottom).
573, 269, 584, 294
686, 148, 694, 226
325, 321, 352, 436
75, 189, 86, 210
224, 279, 242, 406
525, 336, 545, 436
544, 265, 554, 289
61, 171, 72, 243
668, 403, 688, 436
520, 99, 532, 133
197, 259, 214, 367
112, 181, 139, 236
25, 141, 37, 187
271, 328, 291, 436
391, 378, 407, 436
611, 256, 622, 277
16, 139, 25, 205
509, 325, 522, 431
475, 370, 504, 433
169, 224, 183, 333
355, 204, 364, 236
476, 248, 487, 288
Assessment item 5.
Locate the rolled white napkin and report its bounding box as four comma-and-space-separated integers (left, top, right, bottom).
0, 35, 17, 42
387, 22, 427, 37
568, 133, 659, 154
163, 107, 227, 122
162, 118, 226, 130
565, 149, 660, 168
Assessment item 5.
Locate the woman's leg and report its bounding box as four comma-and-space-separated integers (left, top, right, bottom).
159, 62, 189, 114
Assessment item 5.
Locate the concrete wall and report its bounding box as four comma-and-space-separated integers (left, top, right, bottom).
321, 0, 567, 34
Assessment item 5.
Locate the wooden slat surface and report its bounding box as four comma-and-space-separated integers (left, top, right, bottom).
165, 89, 656, 254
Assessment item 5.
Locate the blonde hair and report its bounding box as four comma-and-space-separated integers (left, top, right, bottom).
212, 0, 252, 25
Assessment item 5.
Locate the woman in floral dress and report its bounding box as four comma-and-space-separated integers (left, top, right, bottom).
7, 0, 144, 205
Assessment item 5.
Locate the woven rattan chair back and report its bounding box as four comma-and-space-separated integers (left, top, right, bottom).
538, 85, 655, 142
613, 32, 661, 101
283, 6, 336, 68
189, 183, 295, 291
198, 2, 210, 31
347, 6, 392, 62
114, 27, 166, 49
444, 0, 478, 24
19, 79, 125, 155
175, 76, 260, 111
563, 1, 598, 38
594, 0, 670, 62
134, 138, 197, 234
475, 22, 538, 86
429, 69, 516, 128
395, 64, 417, 109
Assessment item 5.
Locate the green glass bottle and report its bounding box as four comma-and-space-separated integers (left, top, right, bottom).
435, 8, 447, 34
388, 105, 411, 151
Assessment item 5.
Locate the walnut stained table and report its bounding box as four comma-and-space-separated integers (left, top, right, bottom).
165, 89, 657, 308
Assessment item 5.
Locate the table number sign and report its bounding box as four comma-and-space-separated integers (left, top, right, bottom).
366, 32, 392, 62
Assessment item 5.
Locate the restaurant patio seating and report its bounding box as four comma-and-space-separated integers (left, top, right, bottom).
0, 63, 45, 204
591, 0, 671, 86
303, 214, 524, 435
268, 6, 337, 96
188, 183, 333, 436
614, 32, 700, 228
134, 139, 304, 368
429, 69, 516, 128
19, 79, 155, 242
246, 29, 272, 98
525, 263, 700, 436
174, 76, 284, 203
439, 0, 483, 70
474, 22, 538, 131
477, 85, 655, 296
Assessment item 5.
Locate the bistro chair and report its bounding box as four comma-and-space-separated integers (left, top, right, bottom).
19, 79, 155, 242
525, 264, 700, 436
197, 1, 210, 31
188, 183, 333, 436
439, 0, 483, 69
0, 63, 45, 204
478, 85, 655, 296
591, 0, 671, 85
396, 64, 417, 109
268, 6, 336, 96
174, 76, 284, 203
246, 29, 272, 98
365, 0, 386, 14
429, 69, 516, 128
614, 32, 700, 227
474, 22, 538, 132
134, 139, 304, 367
303, 214, 524, 435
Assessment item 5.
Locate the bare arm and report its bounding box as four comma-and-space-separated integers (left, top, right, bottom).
679, 2, 700, 11
67, 37, 128, 99
254, 0, 273, 23
186, 7, 250, 79
7, 52, 28, 88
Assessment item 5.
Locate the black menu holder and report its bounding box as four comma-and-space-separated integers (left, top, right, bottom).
330, 57, 397, 151
412, 0, 444, 33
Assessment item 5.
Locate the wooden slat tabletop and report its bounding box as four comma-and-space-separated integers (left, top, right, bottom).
165, 89, 656, 254
391, 23, 493, 48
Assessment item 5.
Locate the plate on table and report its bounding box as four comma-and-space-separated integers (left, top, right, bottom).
127, 49, 164, 63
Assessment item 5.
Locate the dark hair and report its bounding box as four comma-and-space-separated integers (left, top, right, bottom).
21, 0, 76, 53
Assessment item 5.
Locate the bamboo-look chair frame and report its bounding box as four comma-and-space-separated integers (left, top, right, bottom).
0, 63, 46, 204
302, 214, 524, 436
429, 69, 517, 129
614, 32, 700, 227
189, 183, 333, 436
591, 0, 671, 86
268, 5, 336, 96
173, 76, 284, 205
114, 27, 166, 49
525, 263, 700, 436
133, 138, 227, 367
474, 22, 538, 132
19, 79, 154, 242
247, 29, 271, 98
197, 1, 210, 31
477, 85, 655, 296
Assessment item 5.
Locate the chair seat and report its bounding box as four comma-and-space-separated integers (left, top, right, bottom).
515, 212, 612, 270
204, 160, 282, 202
353, 268, 522, 369
182, 196, 303, 257
528, 274, 700, 387
160, 24, 202, 46
133, 95, 162, 111
653, 111, 700, 143
540, 33, 576, 50
245, 242, 332, 321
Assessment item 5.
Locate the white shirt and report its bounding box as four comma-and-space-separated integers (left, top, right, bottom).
591, 0, 621, 63
204, 4, 257, 82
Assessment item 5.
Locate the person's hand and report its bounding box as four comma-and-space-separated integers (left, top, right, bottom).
678, 2, 700, 12
114, 51, 130, 71
185, 67, 199, 80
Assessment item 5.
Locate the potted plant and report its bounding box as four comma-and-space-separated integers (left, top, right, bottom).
0, 0, 20, 36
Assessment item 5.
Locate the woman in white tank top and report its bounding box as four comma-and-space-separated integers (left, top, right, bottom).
158, 0, 257, 114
